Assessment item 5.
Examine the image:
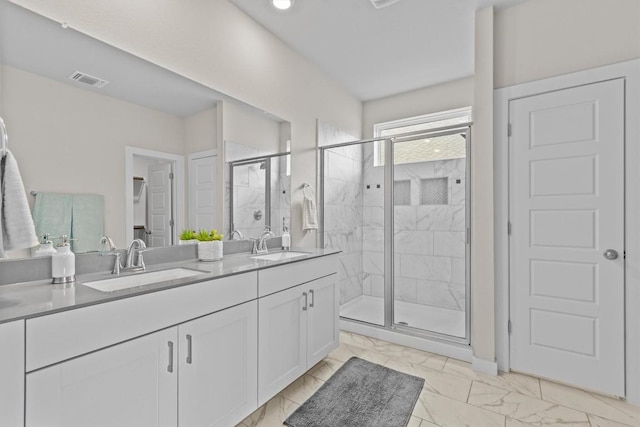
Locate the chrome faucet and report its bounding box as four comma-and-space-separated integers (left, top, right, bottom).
253, 226, 275, 255
230, 229, 244, 240
99, 236, 116, 251
123, 239, 147, 272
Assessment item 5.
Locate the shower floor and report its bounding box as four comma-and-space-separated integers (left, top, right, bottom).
340, 295, 465, 338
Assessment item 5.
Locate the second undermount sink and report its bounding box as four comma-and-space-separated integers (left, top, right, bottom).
250, 251, 310, 262
82, 268, 205, 292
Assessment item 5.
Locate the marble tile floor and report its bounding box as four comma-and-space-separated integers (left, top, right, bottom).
238, 331, 640, 427
340, 294, 465, 338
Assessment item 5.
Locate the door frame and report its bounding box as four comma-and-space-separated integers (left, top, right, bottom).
125, 146, 185, 245
494, 59, 640, 403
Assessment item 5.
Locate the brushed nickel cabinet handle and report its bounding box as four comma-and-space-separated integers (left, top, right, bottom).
302, 292, 308, 311
309, 289, 315, 308
186, 334, 193, 364
167, 341, 174, 373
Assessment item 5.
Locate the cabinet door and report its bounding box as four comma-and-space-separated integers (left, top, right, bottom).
0, 320, 24, 427
26, 328, 178, 427
306, 274, 339, 368
258, 285, 307, 406
178, 300, 257, 427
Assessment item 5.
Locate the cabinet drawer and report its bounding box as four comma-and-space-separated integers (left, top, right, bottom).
258, 255, 338, 297
26, 272, 257, 371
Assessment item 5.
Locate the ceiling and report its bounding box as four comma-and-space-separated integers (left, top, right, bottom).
229, 0, 525, 101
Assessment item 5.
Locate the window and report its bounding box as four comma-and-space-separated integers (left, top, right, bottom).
373, 107, 471, 167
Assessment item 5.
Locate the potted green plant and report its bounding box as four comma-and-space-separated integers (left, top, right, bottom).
195, 229, 224, 261
178, 229, 198, 245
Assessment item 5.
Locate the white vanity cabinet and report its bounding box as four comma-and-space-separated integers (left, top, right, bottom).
257, 255, 339, 406
15, 255, 338, 427
0, 320, 25, 427
178, 300, 257, 427
24, 272, 258, 427
25, 300, 258, 427
26, 327, 178, 427
306, 274, 339, 367
258, 283, 309, 405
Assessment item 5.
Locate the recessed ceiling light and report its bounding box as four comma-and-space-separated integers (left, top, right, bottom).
271, 0, 294, 10
434, 149, 441, 153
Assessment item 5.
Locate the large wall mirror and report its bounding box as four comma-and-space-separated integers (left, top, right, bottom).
0, 0, 291, 257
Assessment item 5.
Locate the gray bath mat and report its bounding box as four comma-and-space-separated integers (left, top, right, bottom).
284, 356, 424, 427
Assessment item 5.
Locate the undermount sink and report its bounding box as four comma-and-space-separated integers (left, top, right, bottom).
82, 268, 205, 292
250, 251, 310, 262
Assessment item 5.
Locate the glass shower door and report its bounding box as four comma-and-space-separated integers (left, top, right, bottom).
391, 130, 469, 339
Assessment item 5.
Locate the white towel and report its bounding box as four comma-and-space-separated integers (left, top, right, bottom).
302, 193, 318, 231
0, 150, 38, 257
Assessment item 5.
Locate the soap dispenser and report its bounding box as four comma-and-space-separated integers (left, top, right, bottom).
34, 233, 57, 257
282, 217, 291, 251
52, 235, 76, 284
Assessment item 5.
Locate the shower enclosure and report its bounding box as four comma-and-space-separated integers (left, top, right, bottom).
319, 122, 471, 342
228, 152, 291, 239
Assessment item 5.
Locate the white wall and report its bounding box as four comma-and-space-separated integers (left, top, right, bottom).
0, 65, 185, 248
8, 0, 363, 248
472, 6, 494, 366
184, 106, 217, 155
495, 0, 640, 88
222, 100, 281, 154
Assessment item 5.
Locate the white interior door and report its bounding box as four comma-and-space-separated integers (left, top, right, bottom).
148, 162, 174, 247
509, 79, 625, 397
189, 153, 217, 231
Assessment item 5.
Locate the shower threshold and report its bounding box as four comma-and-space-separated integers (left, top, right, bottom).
340, 295, 465, 338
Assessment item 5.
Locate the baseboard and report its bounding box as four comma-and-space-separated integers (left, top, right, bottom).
472, 356, 498, 376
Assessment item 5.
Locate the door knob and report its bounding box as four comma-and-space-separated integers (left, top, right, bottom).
603, 249, 619, 260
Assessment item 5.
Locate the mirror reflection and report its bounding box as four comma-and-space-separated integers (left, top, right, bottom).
0, 0, 291, 257
228, 152, 291, 240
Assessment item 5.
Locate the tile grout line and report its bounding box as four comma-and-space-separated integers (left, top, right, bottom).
466, 380, 474, 403
463, 382, 595, 425
538, 378, 543, 400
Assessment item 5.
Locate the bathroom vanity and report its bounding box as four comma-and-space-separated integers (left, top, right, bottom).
0, 250, 339, 427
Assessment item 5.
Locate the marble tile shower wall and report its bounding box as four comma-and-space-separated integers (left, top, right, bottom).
225, 141, 267, 239
323, 143, 365, 305
361, 147, 466, 312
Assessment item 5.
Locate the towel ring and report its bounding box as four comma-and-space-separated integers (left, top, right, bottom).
303, 184, 314, 199
0, 116, 8, 156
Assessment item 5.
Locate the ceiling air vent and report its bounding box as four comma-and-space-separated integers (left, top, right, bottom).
68, 71, 109, 88
370, 0, 401, 8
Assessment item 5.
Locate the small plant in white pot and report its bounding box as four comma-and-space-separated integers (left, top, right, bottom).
178, 229, 198, 245
195, 229, 224, 261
